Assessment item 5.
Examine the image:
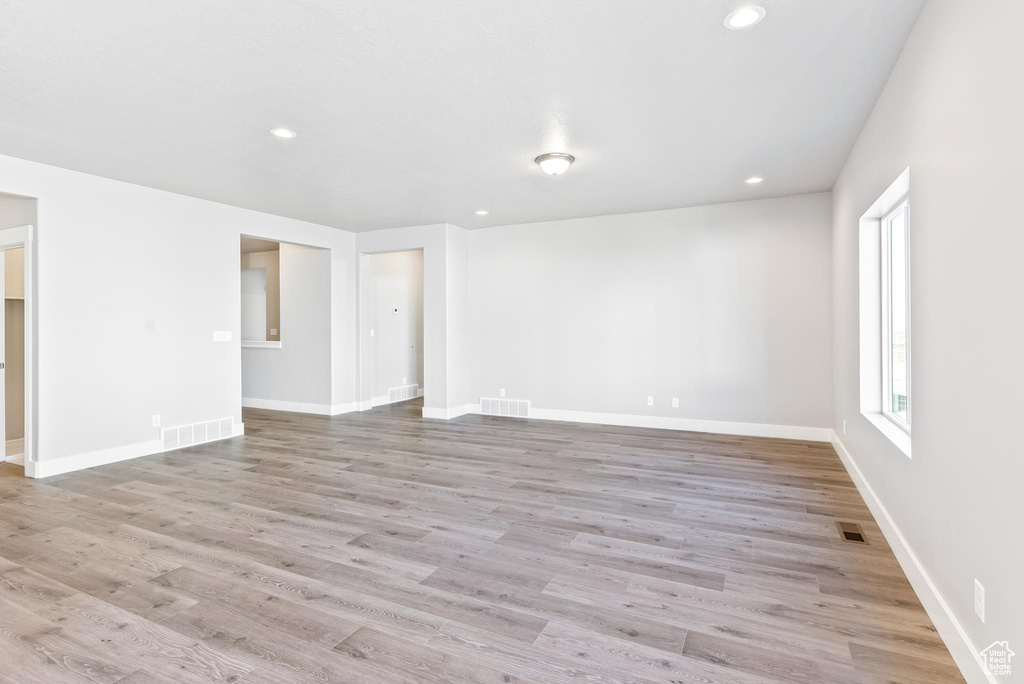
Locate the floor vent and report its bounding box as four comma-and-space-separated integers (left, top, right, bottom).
162, 417, 235, 452
836, 521, 868, 544
480, 397, 530, 418
388, 383, 419, 403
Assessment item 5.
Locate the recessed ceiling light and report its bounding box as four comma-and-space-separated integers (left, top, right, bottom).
269, 127, 297, 139
535, 152, 575, 176
745, 176, 764, 184
725, 6, 766, 29
475, 210, 489, 215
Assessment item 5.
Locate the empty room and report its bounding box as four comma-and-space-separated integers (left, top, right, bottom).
0, 1, 1019, 683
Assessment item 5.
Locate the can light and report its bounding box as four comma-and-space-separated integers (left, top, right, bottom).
269, 127, 297, 139
535, 152, 575, 177
725, 6, 766, 30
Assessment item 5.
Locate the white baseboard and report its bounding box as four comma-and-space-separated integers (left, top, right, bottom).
830, 432, 992, 684
242, 397, 333, 415
27, 422, 245, 479
526, 407, 831, 441
329, 402, 360, 416
422, 404, 478, 420
370, 395, 389, 408
422, 403, 830, 441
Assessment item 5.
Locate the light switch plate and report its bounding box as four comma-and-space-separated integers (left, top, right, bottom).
270, 328, 278, 336
213, 331, 232, 342
975, 579, 985, 622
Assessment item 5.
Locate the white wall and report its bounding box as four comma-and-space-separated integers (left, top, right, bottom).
831, 1, 1022, 680
369, 250, 423, 400
468, 194, 832, 434
0, 194, 36, 230
0, 153, 356, 474
243, 243, 332, 410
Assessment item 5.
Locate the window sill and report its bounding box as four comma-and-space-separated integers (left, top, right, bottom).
862, 411, 912, 458
242, 340, 282, 349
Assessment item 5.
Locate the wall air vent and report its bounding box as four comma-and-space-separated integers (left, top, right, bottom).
479, 397, 530, 418
388, 383, 420, 404
161, 417, 235, 452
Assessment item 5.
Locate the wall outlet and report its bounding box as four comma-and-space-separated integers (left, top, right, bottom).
152, 415, 161, 428
974, 579, 985, 622
370, 328, 375, 338
403, 377, 407, 384
843, 419, 847, 434
500, 388, 506, 398
647, 396, 654, 407
212, 330, 232, 342
270, 328, 278, 336
672, 397, 679, 408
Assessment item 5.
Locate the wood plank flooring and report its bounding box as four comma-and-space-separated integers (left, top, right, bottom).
0, 398, 966, 683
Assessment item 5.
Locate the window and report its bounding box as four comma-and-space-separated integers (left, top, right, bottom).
880, 198, 910, 430
859, 167, 911, 457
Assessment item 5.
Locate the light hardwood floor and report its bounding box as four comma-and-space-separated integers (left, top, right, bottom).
0, 399, 965, 683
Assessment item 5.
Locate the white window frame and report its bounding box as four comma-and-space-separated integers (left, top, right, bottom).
880, 196, 911, 433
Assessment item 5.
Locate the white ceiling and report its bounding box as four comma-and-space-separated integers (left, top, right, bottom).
0, 0, 924, 232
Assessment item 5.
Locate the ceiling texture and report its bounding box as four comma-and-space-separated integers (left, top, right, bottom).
0, 0, 925, 232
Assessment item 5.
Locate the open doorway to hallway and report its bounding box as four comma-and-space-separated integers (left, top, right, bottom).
0, 193, 34, 470
369, 250, 424, 407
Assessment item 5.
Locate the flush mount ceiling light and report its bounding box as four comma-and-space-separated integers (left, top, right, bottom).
745, 176, 764, 184
535, 152, 575, 176
475, 210, 489, 215
269, 127, 297, 139
725, 6, 766, 29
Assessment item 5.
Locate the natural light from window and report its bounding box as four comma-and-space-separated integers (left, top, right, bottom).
882, 198, 910, 428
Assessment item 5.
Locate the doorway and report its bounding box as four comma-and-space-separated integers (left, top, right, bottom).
0, 192, 34, 470
368, 250, 424, 407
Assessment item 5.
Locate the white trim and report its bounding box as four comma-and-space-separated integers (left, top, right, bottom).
241, 340, 282, 349
370, 394, 389, 408
422, 404, 478, 420
423, 403, 830, 441
329, 402, 360, 416
27, 422, 245, 479
242, 397, 333, 415
830, 432, 991, 684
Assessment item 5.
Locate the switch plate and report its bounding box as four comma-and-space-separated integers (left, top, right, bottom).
152, 415, 161, 428
672, 397, 679, 408
647, 396, 654, 407
370, 328, 375, 338
975, 579, 985, 622
213, 331, 232, 342
270, 328, 278, 336
500, 388, 506, 398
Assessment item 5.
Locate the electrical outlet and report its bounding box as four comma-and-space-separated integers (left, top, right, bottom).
270, 328, 278, 336
975, 579, 985, 622
212, 330, 232, 342
843, 419, 846, 434
671, 397, 679, 408
152, 415, 161, 428
370, 328, 375, 338
403, 377, 407, 384
500, 388, 506, 398
647, 396, 654, 407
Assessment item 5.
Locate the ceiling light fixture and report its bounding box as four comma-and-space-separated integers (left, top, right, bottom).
725, 6, 766, 29
269, 127, 297, 139
535, 152, 575, 177
745, 176, 764, 184
475, 210, 489, 215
